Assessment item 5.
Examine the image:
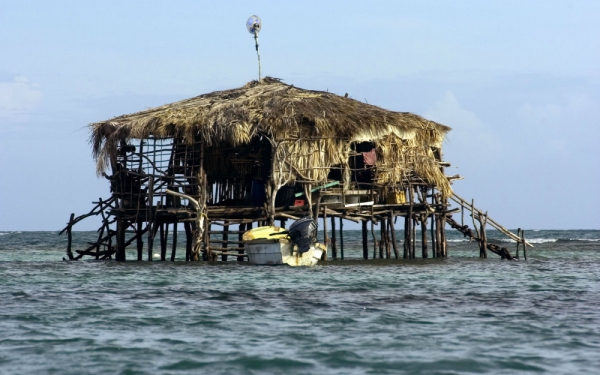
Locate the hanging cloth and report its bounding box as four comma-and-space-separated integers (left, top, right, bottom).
362, 149, 377, 166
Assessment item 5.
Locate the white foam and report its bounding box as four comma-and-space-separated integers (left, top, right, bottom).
497, 238, 557, 244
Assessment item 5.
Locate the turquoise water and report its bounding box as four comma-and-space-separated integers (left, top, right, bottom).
1, 230, 599, 374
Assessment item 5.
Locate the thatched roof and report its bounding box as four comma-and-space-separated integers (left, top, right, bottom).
91, 77, 448, 153
90, 77, 452, 194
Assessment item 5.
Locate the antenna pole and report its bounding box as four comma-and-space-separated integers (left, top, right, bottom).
254, 31, 261, 81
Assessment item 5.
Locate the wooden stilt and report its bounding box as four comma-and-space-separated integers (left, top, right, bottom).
204, 222, 212, 261
479, 212, 488, 258
431, 192, 437, 258
238, 223, 246, 262
184, 222, 192, 262
515, 228, 521, 259
362, 220, 369, 260
421, 214, 428, 258
441, 195, 448, 258
409, 186, 415, 259
386, 218, 392, 259
403, 215, 409, 259
339, 217, 344, 260
137, 221, 143, 261
436, 214, 442, 258
66, 213, 75, 260
96, 222, 105, 260
222, 221, 229, 262
389, 213, 399, 259
379, 218, 385, 258
371, 220, 378, 259
323, 207, 329, 260
522, 230, 527, 260
411, 216, 417, 259
314, 195, 321, 223
116, 216, 126, 261
331, 216, 337, 259
147, 176, 154, 261
160, 223, 167, 261
170, 222, 177, 261
430, 213, 436, 258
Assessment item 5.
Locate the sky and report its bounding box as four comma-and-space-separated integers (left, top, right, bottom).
0, 0, 599, 230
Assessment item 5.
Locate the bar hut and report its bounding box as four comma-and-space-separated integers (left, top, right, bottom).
62, 77, 529, 261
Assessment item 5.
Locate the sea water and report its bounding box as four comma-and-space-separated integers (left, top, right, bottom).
1, 230, 599, 374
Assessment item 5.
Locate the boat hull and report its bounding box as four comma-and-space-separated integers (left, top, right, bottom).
245, 239, 323, 266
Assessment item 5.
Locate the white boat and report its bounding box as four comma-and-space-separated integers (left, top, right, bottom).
242, 221, 325, 266
245, 238, 324, 266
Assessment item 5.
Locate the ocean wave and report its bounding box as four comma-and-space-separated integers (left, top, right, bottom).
497, 238, 557, 244
556, 238, 600, 243
496, 238, 600, 244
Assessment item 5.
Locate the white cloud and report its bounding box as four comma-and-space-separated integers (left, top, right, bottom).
423, 91, 497, 166
519, 92, 592, 126
424, 91, 483, 133
0, 76, 42, 123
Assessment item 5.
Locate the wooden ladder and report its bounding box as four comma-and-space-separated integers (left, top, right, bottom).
449, 193, 533, 248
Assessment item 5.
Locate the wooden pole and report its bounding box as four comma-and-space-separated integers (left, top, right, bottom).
389, 212, 399, 259
371, 220, 378, 259
66, 213, 75, 260
515, 228, 521, 259
362, 220, 369, 260
431, 191, 436, 258
237, 223, 246, 262
410, 215, 417, 259
436, 214, 442, 258
204, 222, 212, 261
314, 195, 321, 223
137, 221, 143, 261
441, 195, 448, 258
147, 175, 154, 261
408, 186, 414, 259
160, 223, 167, 261
339, 217, 344, 260
421, 214, 428, 258
265, 182, 274, 225
385, 218, 392, 259
222, 221, 229, 262
522, 230, 528, 260
96, 200, 105, 260
116, 216, 126, 261
184, 222, 192, 262
170, 222, 177, 261
331, 216, 337, 259
479, 212, 488, 258
403, 215, 409, 259
323, 206, 329, 259
379, 218, 386, 259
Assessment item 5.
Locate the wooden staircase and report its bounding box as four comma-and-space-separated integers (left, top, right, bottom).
446, 193, 533, 259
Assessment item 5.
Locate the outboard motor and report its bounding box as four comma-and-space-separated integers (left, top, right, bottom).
288, 217, 317, 254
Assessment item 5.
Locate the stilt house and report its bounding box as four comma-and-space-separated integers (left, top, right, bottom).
64, 77, 526, 262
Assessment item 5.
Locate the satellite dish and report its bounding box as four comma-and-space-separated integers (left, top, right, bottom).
246, 15, 262, 80
246, 15, 262, 34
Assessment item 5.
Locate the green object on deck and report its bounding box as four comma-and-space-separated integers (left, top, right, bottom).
294, 181, 340, 197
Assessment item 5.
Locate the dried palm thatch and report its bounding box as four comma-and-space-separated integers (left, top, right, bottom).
90, 77, 452, 195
